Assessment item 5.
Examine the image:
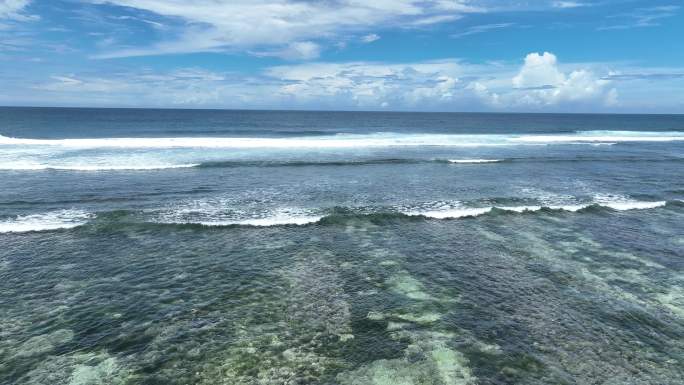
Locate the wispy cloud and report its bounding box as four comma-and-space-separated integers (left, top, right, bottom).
109, 15, 164, 29
602, 72, 684, 81
0, 0, 37, 21
552, 1, 592, 9
409, 14, 462, 26
360, 33, 380, 43
88, 0, 485, 59
450, 23, 514, 38
251, 41, 322, 61
599, 5, 680, 30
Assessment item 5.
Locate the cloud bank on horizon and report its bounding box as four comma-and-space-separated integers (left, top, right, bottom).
0, 0, 683, 112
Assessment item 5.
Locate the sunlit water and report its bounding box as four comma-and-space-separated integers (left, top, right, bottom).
1, 108, 683, 384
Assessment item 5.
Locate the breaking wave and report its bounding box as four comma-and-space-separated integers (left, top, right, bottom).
2, 156, 681, 171
1, 198, 677, 233
2, 130, 683, 149
447, 159, 501, 164
0, 209, 93, 233
0, 163, 200, 171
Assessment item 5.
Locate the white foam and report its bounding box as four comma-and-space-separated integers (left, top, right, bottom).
1, 131, 680, 172
447, 159, 501, 164
603, 201, 667, 210
153, 201, 323, 227
0, 163, 199, 171
593, 194, 667, 211
497, 205, 543, 212
403, 198, 666, 219
3, 130, 681, 150
547, 204, 588, 212
513, 130, 684, 143
197, 214, 323, 227
0, 209, 92, 233
0, 133, 513, 148
405, 207, 493, 219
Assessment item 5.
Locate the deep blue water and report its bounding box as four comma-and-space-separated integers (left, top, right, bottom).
1, 107, 683, 384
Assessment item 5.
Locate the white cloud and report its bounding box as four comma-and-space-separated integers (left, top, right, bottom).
0, 0, 36, 21
90, 0, 481, 58
409, 14, 462, 26
253, 41, 322, 61
37, 75, 130, 93
508, 51, 614, 107
450, 22, 514, 38
268, 61, 464, 108
20, 52, 683, 112
552, 1, 590, 9
599, 5, 680, 30
513, 52, 566, 88
361, 33, 380, 43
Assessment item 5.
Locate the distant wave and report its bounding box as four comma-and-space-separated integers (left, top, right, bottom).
2, 130, 681, 172
0, 163, 200, 171
4, 156, 680, 172
0, 156, 684, 172
2, 130, 682, 149
0, 209, 92, 233
512, 130, 684, 143
195, 156, 680, 169
195, 158, 422, 168
447, 159, 501, 164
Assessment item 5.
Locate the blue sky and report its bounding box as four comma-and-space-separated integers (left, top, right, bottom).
1, 0, 683, 112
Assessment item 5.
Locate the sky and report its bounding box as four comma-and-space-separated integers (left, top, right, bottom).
0, 0, 683, 113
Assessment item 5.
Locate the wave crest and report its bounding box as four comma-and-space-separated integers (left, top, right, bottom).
2, 130, 682, 149
0, 209, 92, 233
0, 198, 674, 233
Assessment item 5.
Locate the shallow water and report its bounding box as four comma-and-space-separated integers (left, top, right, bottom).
1, 108, 683, 384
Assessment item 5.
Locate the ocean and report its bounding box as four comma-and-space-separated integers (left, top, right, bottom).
1, 107, 683, 384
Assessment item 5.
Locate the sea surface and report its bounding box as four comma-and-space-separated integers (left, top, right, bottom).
1, 107, 683, 385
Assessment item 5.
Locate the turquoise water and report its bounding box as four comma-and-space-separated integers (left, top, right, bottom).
1, 108, 683, 384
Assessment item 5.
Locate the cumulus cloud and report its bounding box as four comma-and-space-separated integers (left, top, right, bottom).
265, 60, 466, 108
509, 52, 614, 107
513, 52, 566, 89
259, 52, 618, 109
17, 52, 659, 111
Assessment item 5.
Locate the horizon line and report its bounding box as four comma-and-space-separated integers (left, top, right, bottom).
2, 105, 683, 117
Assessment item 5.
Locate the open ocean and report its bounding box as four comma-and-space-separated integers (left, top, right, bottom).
1, 107, 683, 384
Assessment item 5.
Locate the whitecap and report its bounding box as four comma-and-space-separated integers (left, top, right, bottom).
512, 130, 684, 143
197, 214, 323, 227
593, 194, 667, 211
3, 130, 681, 150
402, 198, 667, 220
447, 159, 501, 164
152, 203, 323, 227
0, 133, 515, 148
405, 207, 493, 219
0, 163, 199, 171
0, 210, 92, 233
